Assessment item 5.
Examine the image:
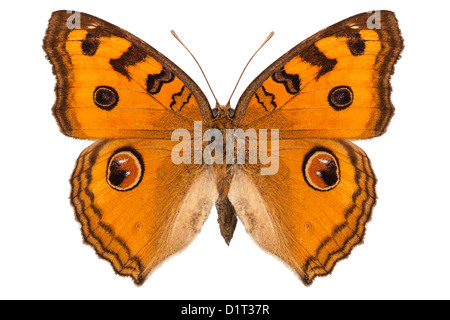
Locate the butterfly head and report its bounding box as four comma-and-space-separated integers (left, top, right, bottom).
211, 103, 235, 120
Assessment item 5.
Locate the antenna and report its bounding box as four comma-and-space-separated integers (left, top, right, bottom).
171, 30, 220, 106
226, 31, 274, 106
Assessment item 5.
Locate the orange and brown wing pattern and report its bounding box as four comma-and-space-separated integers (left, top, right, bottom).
228, 139, 376, 285
71, 139, 218, 284
234, 11, 403, 139
44, 11, 212, 140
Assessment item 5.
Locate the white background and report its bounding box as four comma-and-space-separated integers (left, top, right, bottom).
1, 0, 449, 300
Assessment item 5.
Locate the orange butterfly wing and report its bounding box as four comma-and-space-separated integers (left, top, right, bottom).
44, 11, 219, 284
228, 139, 376, 285
227, 11, 403, 284
233, 11, 403, 139
71, 139, 218, 284
44, 11, 212, 139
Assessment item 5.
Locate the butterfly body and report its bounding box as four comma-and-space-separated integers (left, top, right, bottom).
44, 10, 403, 285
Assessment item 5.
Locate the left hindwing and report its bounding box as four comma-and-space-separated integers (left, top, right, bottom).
71, 139, 218, 285
44, 11, 212, 140
234, 10, 404, 139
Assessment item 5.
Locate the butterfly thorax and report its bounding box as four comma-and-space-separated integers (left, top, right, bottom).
209, 104, 235, 198
210, 104, 234, 129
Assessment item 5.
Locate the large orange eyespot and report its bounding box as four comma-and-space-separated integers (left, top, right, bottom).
303, 148, 340, 191
107, 148, 144, 191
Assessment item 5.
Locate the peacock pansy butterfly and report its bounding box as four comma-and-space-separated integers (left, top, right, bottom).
43, 10, 403, 285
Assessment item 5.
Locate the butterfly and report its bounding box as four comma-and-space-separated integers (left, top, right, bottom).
43, 10, 403, 286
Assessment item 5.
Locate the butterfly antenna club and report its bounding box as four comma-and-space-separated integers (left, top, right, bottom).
226, 31, 274, 107
171, 30, 220, 107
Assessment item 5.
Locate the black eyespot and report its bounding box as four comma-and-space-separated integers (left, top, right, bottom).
328, 86, 353, 110
107, 148, 144, 192
81, 38, 99, 56
93, 86, 119, 110
302, 147, 340, 192
348, 38, 366, 56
